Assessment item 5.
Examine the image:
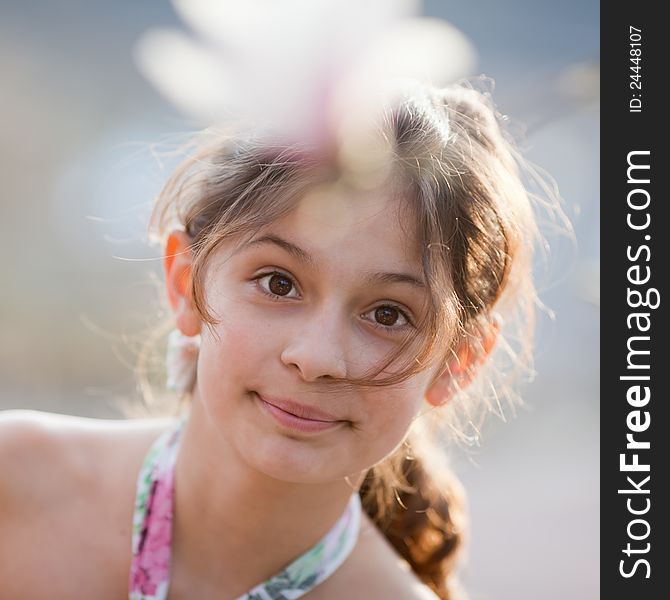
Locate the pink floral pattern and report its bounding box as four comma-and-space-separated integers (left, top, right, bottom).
129, 424, 181, 600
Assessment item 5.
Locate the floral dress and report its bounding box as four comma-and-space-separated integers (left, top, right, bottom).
128, 420, 362, 600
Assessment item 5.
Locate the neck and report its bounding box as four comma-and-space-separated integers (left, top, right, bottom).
171, 396, 361, 596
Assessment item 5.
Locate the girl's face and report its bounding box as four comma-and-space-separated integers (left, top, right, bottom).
192, 183, 439, 484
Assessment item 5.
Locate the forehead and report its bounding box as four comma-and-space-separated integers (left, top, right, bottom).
265, 182, 421, 269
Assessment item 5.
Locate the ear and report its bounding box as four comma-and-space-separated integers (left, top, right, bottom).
164, 230, 201, 337
424, 319, 500, 407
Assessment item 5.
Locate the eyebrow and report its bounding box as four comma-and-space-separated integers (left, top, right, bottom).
244, 234, 426, 289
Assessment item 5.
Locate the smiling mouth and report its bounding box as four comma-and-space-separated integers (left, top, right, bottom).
253, 392, 347, 434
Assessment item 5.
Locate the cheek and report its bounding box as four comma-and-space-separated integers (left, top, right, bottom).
196, 310, 274, 397
357, 389, 425, 454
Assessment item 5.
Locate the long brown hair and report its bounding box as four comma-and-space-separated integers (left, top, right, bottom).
147, 81, 552, 599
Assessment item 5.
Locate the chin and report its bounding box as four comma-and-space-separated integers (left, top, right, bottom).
246, 434, 354, 484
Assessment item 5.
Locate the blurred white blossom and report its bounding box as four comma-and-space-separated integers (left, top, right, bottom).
135, 0, 476, 147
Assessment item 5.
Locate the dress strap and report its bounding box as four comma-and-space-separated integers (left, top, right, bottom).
239, 493, 362, 600
128, 423, 182, 600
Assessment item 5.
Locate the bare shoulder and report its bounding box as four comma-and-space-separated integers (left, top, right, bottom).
0, 410, 82, 509
0, 409, 176, 508
310, 514, 441, 600
0, 409, 177, 598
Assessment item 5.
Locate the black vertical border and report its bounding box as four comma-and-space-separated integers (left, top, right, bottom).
601, 4, 667, 598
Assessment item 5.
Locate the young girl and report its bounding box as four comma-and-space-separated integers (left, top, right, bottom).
0, 82, 541, 599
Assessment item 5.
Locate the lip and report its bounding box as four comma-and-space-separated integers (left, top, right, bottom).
254, 392, 346, 434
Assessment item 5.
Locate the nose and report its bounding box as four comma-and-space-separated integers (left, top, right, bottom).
280, 306, 348, 382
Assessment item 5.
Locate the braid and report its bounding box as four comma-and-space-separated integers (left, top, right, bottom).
359, 449, 467, 600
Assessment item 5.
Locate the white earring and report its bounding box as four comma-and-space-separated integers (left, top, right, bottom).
166, 329, 200, 393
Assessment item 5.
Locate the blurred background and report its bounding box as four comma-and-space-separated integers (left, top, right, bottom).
0, 1, 599, 598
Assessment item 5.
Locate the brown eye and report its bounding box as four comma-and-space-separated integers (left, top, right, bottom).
256, 271, 299, 299
268, 273, 293, 296
365, 305, 411, 333
375, 306, 400, 326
